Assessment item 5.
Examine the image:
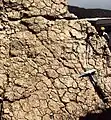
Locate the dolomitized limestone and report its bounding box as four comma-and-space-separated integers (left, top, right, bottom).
0, 0, 111, 120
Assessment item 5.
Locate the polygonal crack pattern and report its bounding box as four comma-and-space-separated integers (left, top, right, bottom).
0, 0, 111, 120
2, 0, 67, 19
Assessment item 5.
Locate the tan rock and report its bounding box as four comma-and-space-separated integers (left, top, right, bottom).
0, 0, 111, 119
46, 69, 58, 79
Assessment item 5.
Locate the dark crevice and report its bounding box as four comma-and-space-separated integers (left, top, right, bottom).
21, 12, 76, 20
20, 21, 37, 34
3, 94, 31, 103
79, 108, 111, 120
0, 103, 3, 120
9, 51, 17, 57
7, 17, 22, 21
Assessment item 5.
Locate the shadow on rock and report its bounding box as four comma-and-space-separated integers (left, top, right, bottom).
79, 108, 111, 120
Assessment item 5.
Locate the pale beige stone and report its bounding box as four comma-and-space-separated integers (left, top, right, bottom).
0, 0, 111, 119
46, 69, 58, 79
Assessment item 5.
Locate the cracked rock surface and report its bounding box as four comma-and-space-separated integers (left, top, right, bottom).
0, 0, 111, 120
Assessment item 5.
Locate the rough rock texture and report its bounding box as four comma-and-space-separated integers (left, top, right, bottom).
0, 0, 111, 120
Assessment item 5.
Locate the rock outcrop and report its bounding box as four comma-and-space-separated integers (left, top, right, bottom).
0, 0, 111, 120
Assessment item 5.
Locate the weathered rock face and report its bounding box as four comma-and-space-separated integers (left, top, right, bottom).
0, 0, 111, 120
2, 0, 68, 20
